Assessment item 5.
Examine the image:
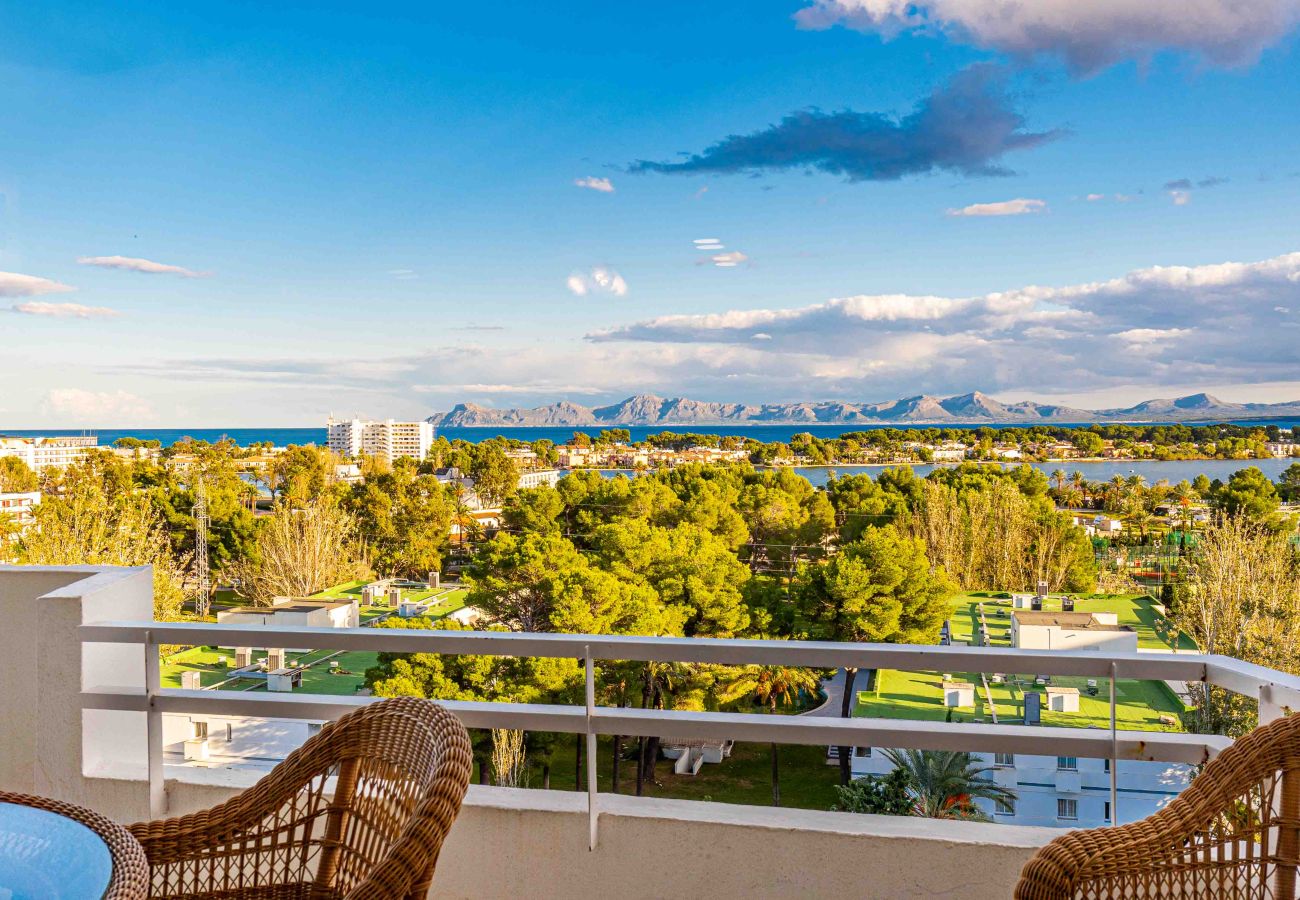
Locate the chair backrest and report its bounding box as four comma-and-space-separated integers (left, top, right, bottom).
166, 697, 472, 898
305, 698, 473, 897
1016, 713, 1300, 899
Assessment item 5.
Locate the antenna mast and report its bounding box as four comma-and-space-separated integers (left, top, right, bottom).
193, 473, 211, 617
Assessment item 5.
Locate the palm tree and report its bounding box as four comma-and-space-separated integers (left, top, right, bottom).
718, 664, 823, 806
882, 749, 1016, 821
1050, 469, 1066, 493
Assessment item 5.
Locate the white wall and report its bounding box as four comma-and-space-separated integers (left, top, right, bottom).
1014, 622, 1139, 654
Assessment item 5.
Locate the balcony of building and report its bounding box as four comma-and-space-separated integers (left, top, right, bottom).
3, 564, 1300, 898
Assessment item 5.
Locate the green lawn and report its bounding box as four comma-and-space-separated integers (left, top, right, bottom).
311, 580, 468, 615
540, 736, 839, 810
857, 669, 1186, 732
947, 592, 1196, 651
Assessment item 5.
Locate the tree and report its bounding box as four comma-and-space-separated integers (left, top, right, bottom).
0, 456, 38, 492
596, 428, 631, 446
344, 463, 451, 577
465, 532, 667, 635
799, 525, 954, 784
717, 664, 822, 806
231, 497, 369, 605
1177, 515, 1300, 736
502, 486, 565, 535
1212, 466, 1282, 523
832, 769, 913, 816
592, 519, 751, 637
1279, 462, 1300, 502
269, 445, 336, 505
881, 749, 1016, 821
18, 467, 185, 620
468, 443, 518, 507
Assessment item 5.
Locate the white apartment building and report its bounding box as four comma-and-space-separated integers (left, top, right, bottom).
851, 747, 1190, 829
0, 435, 97, 471
517, 469, 561, 490
325, 417, 434, 464
0, 492, 41, 531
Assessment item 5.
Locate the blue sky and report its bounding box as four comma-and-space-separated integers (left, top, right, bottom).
2, 0, 1298, 426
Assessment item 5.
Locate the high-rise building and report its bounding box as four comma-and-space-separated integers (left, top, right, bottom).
325, 417, 435, 464
0, 435, 97, 471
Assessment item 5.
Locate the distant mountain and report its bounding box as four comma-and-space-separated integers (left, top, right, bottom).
428, 391, 1300, 427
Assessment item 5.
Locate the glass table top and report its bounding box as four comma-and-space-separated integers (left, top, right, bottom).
0, 801, 113, 899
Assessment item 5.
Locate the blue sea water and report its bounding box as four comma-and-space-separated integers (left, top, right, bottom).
1, 419, 1296, 450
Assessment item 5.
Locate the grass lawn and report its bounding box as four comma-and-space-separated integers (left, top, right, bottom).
948, 592, 1196, 651
857, 669, 1185, 732
539, 736, 839, 810
311, 580, 468, 616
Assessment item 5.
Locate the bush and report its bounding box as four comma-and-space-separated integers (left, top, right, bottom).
832, 768, 913, 816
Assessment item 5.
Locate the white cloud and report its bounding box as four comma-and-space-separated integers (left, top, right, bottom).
587, 250, 1300, 397
43, 388, 154, 423
947, 198, 1046, 217
794, 0, 1300, 74
1085, 193, 1106, 201
111, 251, 1300, 411
77, 255, 207, 277
414, 382, 608, 395
0, 271, 75, 297
11, 301, 121, 319
567, 267, 628, 297
574, 176, 615, 193
388, 269, 418, 280
1168, 189, 1192, 205
710, 251, 749, 268
1115, 327, 1193, 344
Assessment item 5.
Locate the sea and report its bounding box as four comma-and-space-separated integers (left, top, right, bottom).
3, 421, 1295, 487
2, 418, 1297, 450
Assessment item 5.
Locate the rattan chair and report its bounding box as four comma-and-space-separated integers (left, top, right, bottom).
0, 790, 150, 899
1015, 713, 1300, 899
128, 697, 473, 899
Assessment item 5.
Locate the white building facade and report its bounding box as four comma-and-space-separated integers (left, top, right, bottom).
0, 491, 40, 530
0, 435, 97, 471
517, 469, 561, 490
851, 748, 1191, 828
325, 417, 435, 463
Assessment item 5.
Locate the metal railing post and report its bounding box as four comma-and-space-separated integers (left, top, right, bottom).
1110, 660, 1118, 826
585, 647, 598, 850
145, 629, 166, 818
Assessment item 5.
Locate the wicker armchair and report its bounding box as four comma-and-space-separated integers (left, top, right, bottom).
128, 697, 473, 899
1015, 713, 1300, 900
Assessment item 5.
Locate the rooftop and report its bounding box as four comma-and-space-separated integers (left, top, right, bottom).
856, 668, 1186, 731
1012, 611, 1134, 632
947, 592, 1196, 651
859, 592, 1193, 730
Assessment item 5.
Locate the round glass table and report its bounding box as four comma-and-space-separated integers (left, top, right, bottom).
0, 800, 115, 899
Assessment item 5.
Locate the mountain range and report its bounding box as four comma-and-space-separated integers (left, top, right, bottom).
427, 392, 1300, 428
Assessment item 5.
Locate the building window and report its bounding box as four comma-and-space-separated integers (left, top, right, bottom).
1104, 801, 1112, 822
1057, 756, 1078, 771
994, 753, 1015, 767
995, 798, 1015, 816
854, 747, 871, 758
1104, 758, 1111, 773
1057, 799, 1078, 820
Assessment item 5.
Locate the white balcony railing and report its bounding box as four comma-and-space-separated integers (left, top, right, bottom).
80, 619, 1300, 844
